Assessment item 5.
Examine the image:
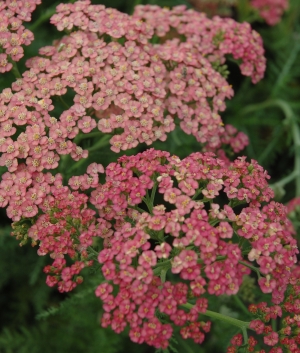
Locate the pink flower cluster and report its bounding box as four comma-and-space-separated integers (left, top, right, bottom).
187, 0, 288, 26
0, 1, 267, 222
0, 2, 266, 185
11, 163, 104, 292
228, 266, 300, 352
0, 0, 40, 73
0, 109, 88, 221
287, 197, 300, 215
9, 147, 298, 348
205, 124, 249, 165
133, 4, 266, 83
35, 147, 294, 348
47, 0, 264, 151
250, 0, 289, 25
0, 1, 297, 350
8, 139, 298, 348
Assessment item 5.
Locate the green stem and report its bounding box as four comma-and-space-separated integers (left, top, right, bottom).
9, 60, 21, 78
150, 181, 158, 206
241, 99, 291, 117
160, 268, 167, 283
272, 41, 300, 97
128, 205, 147, 214
192, 188, 203, 200
59, 96, 70, 110
171, 127, 183, 146
87, 246, 99, 260
66, 157, 87, 176
58, 154, 71, 175
181, 304, 252, 346
153, 259, 172, 276
182, 304, 251, 331
271, 319, 277, 332
142, 193, 153, 214
209, 218, 221, 226
291, 117, 300, 196
233, 295, 251, 317
270, 170, 298, 189
242, 14, 261, 24
241, 326, 249, 346
258, 126, 283, 164
197, 255, 226, 265
86, 134, 111, 153
28, 6, 58, 32
238, 260, 262, 279
74, 131, 109, 145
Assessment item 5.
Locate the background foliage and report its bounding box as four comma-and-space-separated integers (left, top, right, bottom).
0, 0, 299, 352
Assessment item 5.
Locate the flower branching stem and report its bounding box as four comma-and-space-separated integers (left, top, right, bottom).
182, 303, 252, 344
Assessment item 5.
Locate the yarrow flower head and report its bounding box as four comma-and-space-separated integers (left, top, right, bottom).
6, 148, 299, 348
10, 148, 291, 348
0, 0, 41, 73
0, 1, 267, 225
0, 1, 265, 170
250, 0, 289, 25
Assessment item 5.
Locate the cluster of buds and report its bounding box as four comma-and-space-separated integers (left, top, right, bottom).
0, 0, 41, 73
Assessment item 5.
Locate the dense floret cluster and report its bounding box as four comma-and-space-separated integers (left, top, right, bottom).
0, 1, 267, 223
11, 148, 297, 348
250, 0, 289, 25
0, 0, 41, 73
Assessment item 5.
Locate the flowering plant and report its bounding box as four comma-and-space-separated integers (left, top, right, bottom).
0, 0, 299, 352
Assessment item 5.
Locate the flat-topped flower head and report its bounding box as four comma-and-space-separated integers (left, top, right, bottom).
0, 2, 268, 224
250, 0, 289, 25
72, 148, 298, 348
